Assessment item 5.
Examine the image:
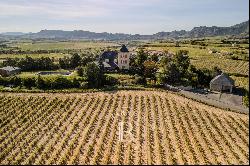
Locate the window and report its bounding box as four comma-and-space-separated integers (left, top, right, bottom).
125, 55, 127, 58
125, 60, 127, 64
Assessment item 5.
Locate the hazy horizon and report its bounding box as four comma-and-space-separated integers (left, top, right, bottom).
0, 0, 249, 35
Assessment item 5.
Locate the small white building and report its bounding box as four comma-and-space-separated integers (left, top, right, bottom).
0, 66, 21, 77
210, 73, 235, 93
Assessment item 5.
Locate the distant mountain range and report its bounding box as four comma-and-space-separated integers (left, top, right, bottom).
155, 21, 249, 39
1, 32, 27, 36
1, 20, 248, 40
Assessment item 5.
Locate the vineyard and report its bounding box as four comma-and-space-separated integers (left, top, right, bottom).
0, 91, 249, 165
11, 41, 118, 51
191, 58, 249, 76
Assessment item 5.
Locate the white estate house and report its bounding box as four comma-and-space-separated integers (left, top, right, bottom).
98, 45, 131, 71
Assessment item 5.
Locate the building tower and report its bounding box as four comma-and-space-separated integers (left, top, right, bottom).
117, 45, 130, 70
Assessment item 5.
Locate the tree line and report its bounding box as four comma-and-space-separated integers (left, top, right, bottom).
0, 47, 101, 55
129, 48, 221, 88
0, 73, 117, 90
2, 48, 222, 89
3, 53, 96, 71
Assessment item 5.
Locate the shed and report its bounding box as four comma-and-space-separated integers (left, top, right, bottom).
210, 73, 235, 93
0, 66, 21, 77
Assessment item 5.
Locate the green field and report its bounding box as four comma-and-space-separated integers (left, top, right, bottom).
0, 40, 119, 62
141, 39, 249, 89
1, 38, 249, 90
191, 58, 249, 76
9, 40, 119, 51
231, 76, 249, 90
144, 45, 249, 75
0, 53, 69, 60
17, 70, 79, 79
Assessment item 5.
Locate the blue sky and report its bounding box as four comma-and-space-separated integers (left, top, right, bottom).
0, 0, 248, 34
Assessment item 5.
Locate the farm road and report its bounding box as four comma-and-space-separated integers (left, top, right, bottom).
179, 89, 249, 114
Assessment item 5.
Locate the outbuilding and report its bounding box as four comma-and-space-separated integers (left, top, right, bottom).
210, 73, 235, 93
0, 66, 21, 77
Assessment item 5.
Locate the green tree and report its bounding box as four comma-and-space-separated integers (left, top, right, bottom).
72, 78, 80, 88
71, 53, 82, 68
0, 76, 5, 86
81, 55, 94, 66
59, 57, 71, 69
143, 60, 157, 81
9, 76, 22, 87
134, 74, 147, 85
165, 63, 181, 83
36, 75, 46, 89
157, 50, 191, 84
150, 54, 159, 62
243, 89, 249, 107
189, 73, 199, 88
212, 66, 222, 77
157, 62, 181, 84
104, 75, 118, 86
129, 55, 137, 74
76, 67, 84, 77
51, 76, 72, 89
84, 62, 104, 88
174, 50, 190, 79
22, 77, 36, 89
188, 65, 213, 88
135, 49, 148, 75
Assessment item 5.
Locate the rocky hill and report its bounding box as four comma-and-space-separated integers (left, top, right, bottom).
188, 20, 249, 38
1, 20, 248, 40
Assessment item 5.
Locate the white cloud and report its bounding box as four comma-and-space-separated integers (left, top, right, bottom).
0, 0, 167, 18
0, 0, 109, 18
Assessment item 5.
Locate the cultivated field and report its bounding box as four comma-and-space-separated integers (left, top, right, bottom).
0, 53, 69, 61
143, 42, 249, 89
1, 39, 248, 89
10, 41, 119, 51
144, 44, 249, 76
0, 91, 249, 165
191, 58, 249, 76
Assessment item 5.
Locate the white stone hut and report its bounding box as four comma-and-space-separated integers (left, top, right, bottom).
0, 66, 21, 77
210, 73, 235, 93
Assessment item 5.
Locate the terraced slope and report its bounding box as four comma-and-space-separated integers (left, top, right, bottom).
0, 91, 249, 165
